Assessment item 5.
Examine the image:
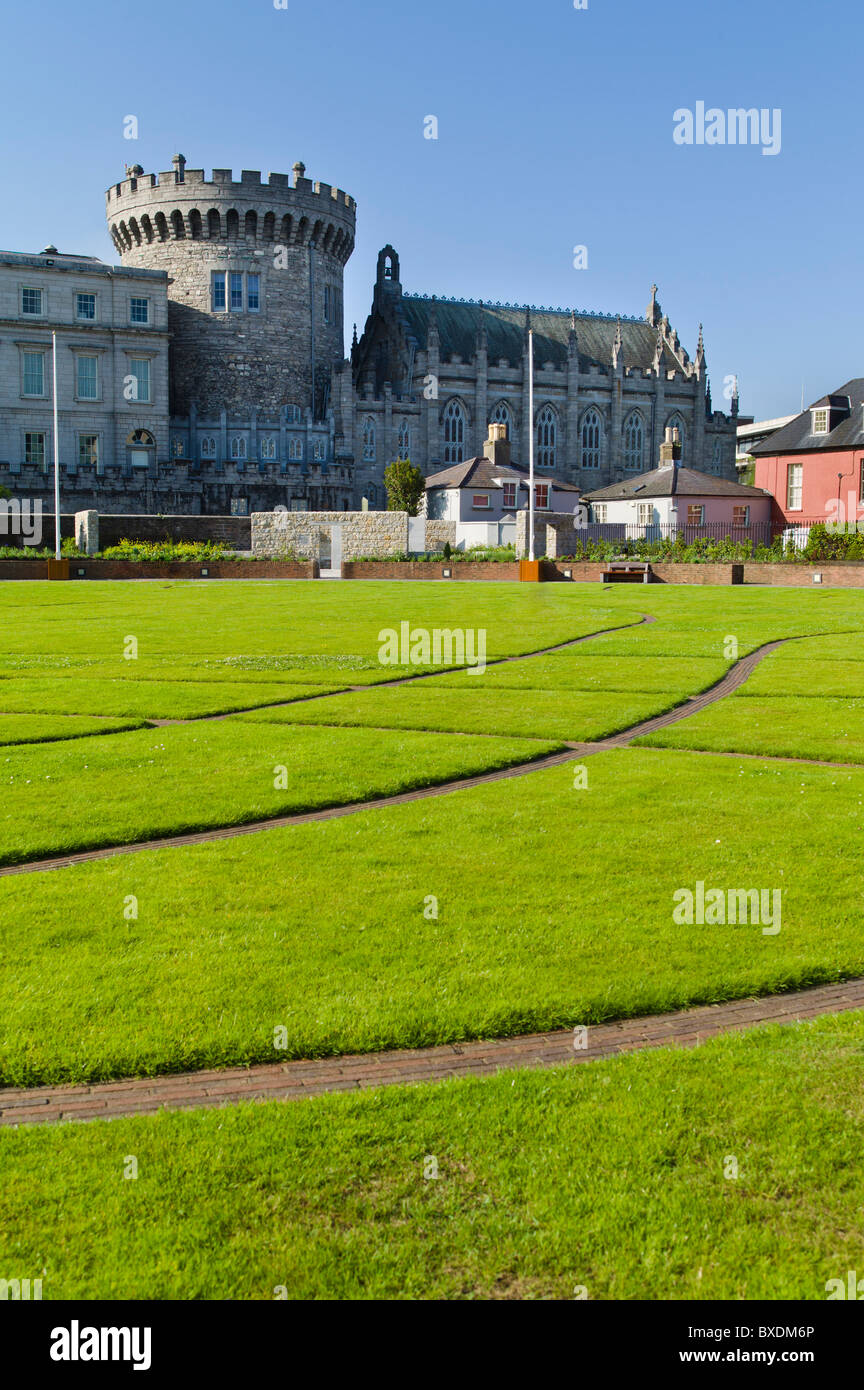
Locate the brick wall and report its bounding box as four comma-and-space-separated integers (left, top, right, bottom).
342, 561, 520, 580
743, 563, 864, 587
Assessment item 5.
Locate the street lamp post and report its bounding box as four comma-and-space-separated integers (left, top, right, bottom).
528, 329, 535, 562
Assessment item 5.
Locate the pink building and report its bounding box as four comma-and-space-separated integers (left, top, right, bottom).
751, 380, 864, 529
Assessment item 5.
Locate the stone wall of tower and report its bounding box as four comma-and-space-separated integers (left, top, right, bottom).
106, 159, 355, 420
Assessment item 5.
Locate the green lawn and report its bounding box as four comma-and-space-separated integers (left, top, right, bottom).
0, 713, 146, 746
0, 675, 343, 720
635, 694, 864, 764
0, 722, 560, 867
421, 651, 730, 695
2, 1010, 863, 1300
3, 747, 863, 1088
233, 686, 681, 741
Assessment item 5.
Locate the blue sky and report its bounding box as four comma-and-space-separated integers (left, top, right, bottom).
1, 0, 859, 420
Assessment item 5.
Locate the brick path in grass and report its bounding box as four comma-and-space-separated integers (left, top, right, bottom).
2, 977, 862, 1128
0, 634, 801, 879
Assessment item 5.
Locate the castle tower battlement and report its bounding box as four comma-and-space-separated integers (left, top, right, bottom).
105, 156, 356, 419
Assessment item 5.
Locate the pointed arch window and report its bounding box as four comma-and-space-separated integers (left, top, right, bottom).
397, 419, 410, 460
666, 415, 686, 462
230, 437, 247, 461
581, 408, 603, 470
443, 399, 466, 464
363, 417, 377, 462
536, 405, 557, 470
489, 400, 514, 439
623, 412, 644, 472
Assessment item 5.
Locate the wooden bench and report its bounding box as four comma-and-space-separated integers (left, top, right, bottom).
602, 561, 653, 584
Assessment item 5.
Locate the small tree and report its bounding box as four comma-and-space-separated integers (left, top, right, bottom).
384, 458, 425, 516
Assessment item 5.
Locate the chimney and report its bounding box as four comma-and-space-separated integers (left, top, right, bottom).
172, 153, 186, 184
484, 422, 511, 470
658, 425, 681, 471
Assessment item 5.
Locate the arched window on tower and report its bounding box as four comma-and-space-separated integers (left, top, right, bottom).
536, 405, 558, 470
397, 420, 410, 459
363, 417, 376, 462
488, 400, 514, 439
580, 408, 603, 470
442, 399, 466, 464
623, 412, 644, 472
230, 437, 247, 461
260, 437, 276, 461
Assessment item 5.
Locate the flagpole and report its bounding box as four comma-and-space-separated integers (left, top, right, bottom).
528, 328, 535, 562
52, 332, 60, 560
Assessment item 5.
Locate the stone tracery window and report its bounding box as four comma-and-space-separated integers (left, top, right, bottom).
443, 399, 466, 464
623, 412, 644, 472
580, 407, 603, 470
536, 404, 557, 470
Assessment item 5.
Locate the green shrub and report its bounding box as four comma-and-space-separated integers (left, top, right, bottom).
99, 539, 233, 562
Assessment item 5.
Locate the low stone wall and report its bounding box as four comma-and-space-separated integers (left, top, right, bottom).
98, 514, 251, 548
0, 559, 316, 581
743, 562, 864, 587
252, 510, 408, 560
342, 561, 520, 581
424, 520, 457, 550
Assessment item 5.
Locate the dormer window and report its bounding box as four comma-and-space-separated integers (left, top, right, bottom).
812, 409, 829, 434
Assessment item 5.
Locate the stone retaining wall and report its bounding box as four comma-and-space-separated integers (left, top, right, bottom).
252, 510, 408, 560
743, 562, 864, 587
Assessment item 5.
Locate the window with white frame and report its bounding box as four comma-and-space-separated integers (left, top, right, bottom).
288, 437, 303, 461
623, 412, 644, 471
78, 434, 99, 468
812, 409, 829, 434
313, 439, 326, 461
230, 273, 244, 311
687, 504, 705, 525
25, 432, 46, 468
637, 502, 653, 526
129, 297, 149, 325
21, 286, 43, 316
787, 462, 803, 511
247, 276, 260, 313
127, 358, 151, 403
502, 481, 517, 509
397, 419, 410, 459
260, 436, 276, 460
472, 493, 490, 509
212, 272, 227, 312
580, 408, 602, 469
732, 505, 750, 526
231, 437, 247, 460
535, 483, 550, 509
362, 417, 376, 461
200, 436, 216, 459
76, 355, 98, 401
22, 350, 46, 397
593, 503, 608, 523
76, 293, 96, 321
443, 399, 465, 464
489, 400, 514, 439
537, 405, 557, 470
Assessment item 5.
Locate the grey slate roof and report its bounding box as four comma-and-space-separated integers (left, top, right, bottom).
751, 379, 864, 455
399, 296, 680, 372
425, 457, 581, 492
583, 464, 771, 502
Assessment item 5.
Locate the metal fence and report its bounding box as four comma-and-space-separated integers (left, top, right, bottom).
575, 521, 776, 547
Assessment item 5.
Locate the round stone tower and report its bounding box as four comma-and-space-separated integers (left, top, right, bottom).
106, 155, 356, 419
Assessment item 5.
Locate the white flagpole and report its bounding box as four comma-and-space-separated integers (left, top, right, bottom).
52, 332, 61, 560
528, 328, 535, 562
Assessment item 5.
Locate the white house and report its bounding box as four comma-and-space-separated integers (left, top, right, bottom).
424, 424, 582, 548
582, 428, 772, 538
